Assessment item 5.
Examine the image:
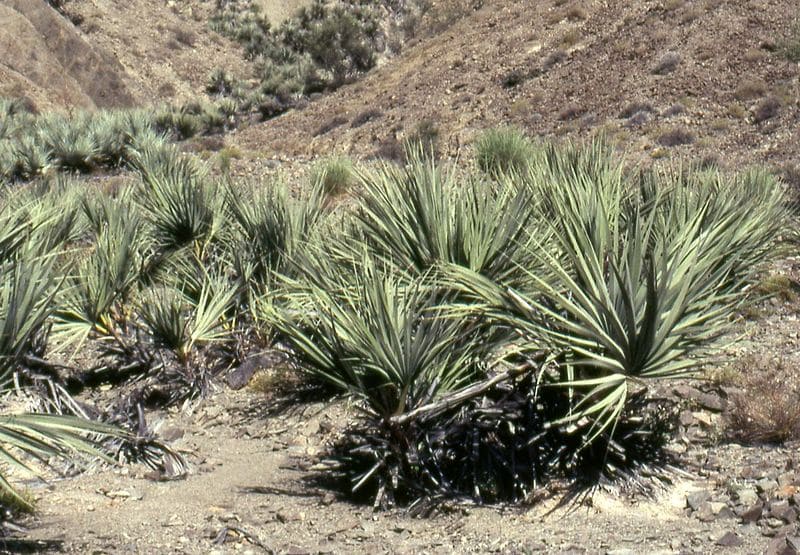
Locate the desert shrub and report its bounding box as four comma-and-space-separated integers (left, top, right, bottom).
350, 108, 383, 128
406, 119, 440, 158
653, 51, 681, 74
212, 0, 383, 99
782, 19, 800, 62
172, 27, 197, 48
619, 101, 654, 119
207, 68, 236, 96
657, 127, 695, 146
734, 78, 766, 101
312, 156, 354, 197
282, 0, 380, 87
474, 127, 535, 177
558, 103, 584, 121
256, 96, 288, 120
313, 115, 348, 137
542, 49, 567, 70
501, 69, 526, 88
726, 358, 800, 443
753, 96, 781, 123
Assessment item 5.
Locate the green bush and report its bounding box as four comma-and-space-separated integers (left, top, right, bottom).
312, 156, 354, 197
474, 127, 535, 177
211, 0, 382, 100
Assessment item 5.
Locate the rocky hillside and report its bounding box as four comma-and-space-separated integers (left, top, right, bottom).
233, 0, 800, 171
0, 0, 250, 111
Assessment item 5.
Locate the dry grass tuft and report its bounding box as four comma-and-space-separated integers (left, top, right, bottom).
653, 51, 681, 75
734, 78, 767, 101
753, 96, 781, 124
726, 357, 800, 444
657, 127, 694, 147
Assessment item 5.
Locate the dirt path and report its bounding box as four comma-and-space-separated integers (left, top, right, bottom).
12, 386, 782, 555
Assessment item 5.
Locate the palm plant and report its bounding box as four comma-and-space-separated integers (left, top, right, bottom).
312, 156, 354, 197
453, 147, 789, 473
55, 212, 144, 348
36, 114, 99, 173
268, 245, 497, 504
0, 413, 127, 510
138, 272, 237, 364
0, 256, 58, 386
227, 179, 327, 300
133, 144, 218, 254
13, 135, 50, 180
354, 150, 540, 291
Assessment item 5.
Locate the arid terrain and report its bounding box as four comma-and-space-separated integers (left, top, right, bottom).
1, 1, 800, 554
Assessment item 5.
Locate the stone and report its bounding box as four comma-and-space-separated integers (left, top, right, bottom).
780, 473, 798, 488
160, 425, 185, 442
687, 490, 712, 511
695, 502, 716, 522
739, 502, 764, 523
679, 410, 695, 427
715, 504, 737, 519
778, 485, 799, 500
766, 536, 799, 555
716, 531, 743, 547
695, 392, 725, 412
771, 500, 792, 515
766, 517, 787, 529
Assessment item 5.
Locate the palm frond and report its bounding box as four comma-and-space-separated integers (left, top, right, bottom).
0, 413, 127, 509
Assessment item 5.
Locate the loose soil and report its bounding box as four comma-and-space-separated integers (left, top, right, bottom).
15, 260, 800, 553
15, 389, 790, 554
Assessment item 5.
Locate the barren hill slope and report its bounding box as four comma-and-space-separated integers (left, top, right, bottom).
235, 0, 800, 169
0, 0, 251, 111
0, 0, 134, 110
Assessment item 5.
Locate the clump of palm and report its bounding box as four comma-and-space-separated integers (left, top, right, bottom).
312, 156, 354, 198
36, 114, 99, 173
55, 201, 144, 349
138, 273, 237, 365
230, 178, 325, 262
453, 142, 789, 483
354, 148, 540, 291
133, 143, 221, 254
0, 413, 127, 511
0, 240, 127, 510
269, 250, 492, 505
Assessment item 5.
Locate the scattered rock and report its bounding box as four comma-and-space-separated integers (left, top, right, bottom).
739, 503, 764, 523
160, 425, 185, 442
716, 531, 743, 547
687, 490, 712, 511
766, 535, 799, 555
